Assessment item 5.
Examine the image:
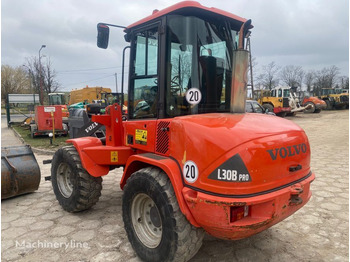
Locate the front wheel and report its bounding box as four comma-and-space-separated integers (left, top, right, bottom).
303, 102, 315, 113
51, 145, 102, 212
122, 167, 204, 262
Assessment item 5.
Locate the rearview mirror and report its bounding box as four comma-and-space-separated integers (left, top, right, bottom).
97, 23, 110, 49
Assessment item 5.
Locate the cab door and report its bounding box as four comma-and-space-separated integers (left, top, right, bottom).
125, 25, 160, 152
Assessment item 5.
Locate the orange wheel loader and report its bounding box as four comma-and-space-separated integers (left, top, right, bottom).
50, 2, 315, 261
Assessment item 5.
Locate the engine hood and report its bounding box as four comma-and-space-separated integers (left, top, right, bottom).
169, 113, 311, 195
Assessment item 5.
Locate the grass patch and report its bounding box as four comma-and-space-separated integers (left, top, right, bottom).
12, 123, 68, 149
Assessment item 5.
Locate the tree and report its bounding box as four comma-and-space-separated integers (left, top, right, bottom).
279, 65, 304, 89
304, 70, 316, 92
1, 65, 31, 100
339, 76, 349, 90
256, 61, 280, 90
24, 56, 60, 104
313, 65, 340, 95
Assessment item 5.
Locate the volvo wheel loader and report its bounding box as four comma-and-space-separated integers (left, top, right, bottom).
50, 2, 315, 261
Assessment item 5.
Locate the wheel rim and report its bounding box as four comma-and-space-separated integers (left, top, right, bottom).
131, 193, 162, 248
56, 162, 74, 198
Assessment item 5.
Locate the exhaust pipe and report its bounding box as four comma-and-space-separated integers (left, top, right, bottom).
230, 20, 252, 113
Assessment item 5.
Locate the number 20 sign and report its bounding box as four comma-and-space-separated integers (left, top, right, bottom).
186, 88, 202, 105
183, 160, 199, 183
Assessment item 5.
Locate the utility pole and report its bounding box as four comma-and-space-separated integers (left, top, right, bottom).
39, 45, 46, 105
115, 73, 118, 93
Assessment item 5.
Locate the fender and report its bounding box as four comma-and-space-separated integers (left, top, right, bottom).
66, 137, 110, 177
121, 153, 200, 227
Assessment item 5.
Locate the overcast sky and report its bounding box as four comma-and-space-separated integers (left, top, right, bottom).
2, 0, 349, 92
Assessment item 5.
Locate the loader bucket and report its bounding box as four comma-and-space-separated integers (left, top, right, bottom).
1, 145, 41, 200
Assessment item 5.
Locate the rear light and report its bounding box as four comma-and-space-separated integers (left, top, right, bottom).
230, 205, 249, 223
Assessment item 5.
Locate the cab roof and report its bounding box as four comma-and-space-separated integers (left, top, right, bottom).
125, 1, 251, 32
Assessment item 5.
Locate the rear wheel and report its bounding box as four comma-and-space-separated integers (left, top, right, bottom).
325, 100, 332, 110
51, 145, 102, 212
122, 167, 204, 262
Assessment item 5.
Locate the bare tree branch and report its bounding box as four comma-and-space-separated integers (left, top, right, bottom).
256, 61, 280, 90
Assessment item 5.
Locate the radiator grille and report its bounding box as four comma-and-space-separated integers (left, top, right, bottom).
283, 98, 289, 107
156, 121, 170, 155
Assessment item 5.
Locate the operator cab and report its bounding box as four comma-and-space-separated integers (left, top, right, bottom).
48, 93, 66, 105
98, 2, 252, 120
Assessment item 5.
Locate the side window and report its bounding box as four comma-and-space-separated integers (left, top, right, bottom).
245, 102, 253, 113
278, 89, 282, 97
130, 28, 159, 119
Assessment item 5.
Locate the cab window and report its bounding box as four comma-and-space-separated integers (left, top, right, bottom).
129, 27, 159, 119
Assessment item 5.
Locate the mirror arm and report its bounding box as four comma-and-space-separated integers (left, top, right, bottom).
98, 22, 126, 29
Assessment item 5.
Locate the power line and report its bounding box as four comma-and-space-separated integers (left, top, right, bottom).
64, 74, 115, 87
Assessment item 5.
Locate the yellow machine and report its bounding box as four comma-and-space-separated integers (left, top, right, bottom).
318, 88, 348, 110
253, 89, 291, 117
68, 86, 112, 105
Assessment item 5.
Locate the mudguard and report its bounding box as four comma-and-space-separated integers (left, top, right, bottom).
66, 137, 110, 177
121, 153, 199, 227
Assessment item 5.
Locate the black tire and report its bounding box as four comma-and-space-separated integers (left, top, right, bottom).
122, 167, 204, 262
277, 112, 287, 117
262, 103, 274, 113
325, 100, 332, 110
314, 108, 321, 113
51, 145, 102, 212
303, 102, 315, 113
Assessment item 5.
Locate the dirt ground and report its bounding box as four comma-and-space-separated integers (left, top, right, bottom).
1, 110, 349, 261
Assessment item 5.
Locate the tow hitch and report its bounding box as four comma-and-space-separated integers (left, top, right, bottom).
289, 184, 303, 206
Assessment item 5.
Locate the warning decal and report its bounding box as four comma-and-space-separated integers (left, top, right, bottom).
111, 151, 118, 162
135, 129, 147, 145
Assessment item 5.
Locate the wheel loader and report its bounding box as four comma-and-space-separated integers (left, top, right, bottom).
317, 88, 348, 110
253, 89, 291, 117
50, 2, 315, 261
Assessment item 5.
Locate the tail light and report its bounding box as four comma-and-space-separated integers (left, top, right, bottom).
230, 205, 249, 223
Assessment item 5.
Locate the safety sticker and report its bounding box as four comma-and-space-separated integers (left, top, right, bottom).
44, 106, 55, 112
183, 160, 199, 183
111, 151, 118, 162
185, 88, 202, 105
135, 129, 147, 145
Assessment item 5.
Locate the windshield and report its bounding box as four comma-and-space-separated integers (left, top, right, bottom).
49, 94, 65, 105
283, 89, 290, 98
321, 89, 335, 95
165, 15, 238, 117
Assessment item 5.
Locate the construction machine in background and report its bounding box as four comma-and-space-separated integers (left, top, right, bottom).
317, 88, 348, 110
253, 89, 292, 117
296, 91, 327, 113
49, 2, 315, 262
68, 86, 112, 105
255, 87, 311, 117
48, 93, 69, 118
334, 88, 349, 109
